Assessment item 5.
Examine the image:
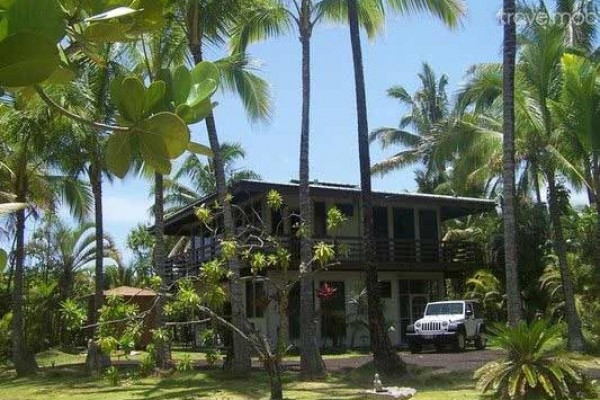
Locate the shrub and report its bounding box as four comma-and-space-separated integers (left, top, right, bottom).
176, 354, 193, 373
475, 320, 596, 399
103, 366, 121, 386
139, 353, 155, 377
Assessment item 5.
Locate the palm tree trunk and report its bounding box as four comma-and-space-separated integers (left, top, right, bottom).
298, 11, 324, 378
546, 172, 585, 351
501, 0, 522, 328
187, 34, 251, 372
346, 0, 404, 374
153, 172, 173, 368
12, 178, 38, 376
89, 162, 104, 327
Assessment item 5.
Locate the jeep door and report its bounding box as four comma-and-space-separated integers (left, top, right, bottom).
464, 302, 477, 337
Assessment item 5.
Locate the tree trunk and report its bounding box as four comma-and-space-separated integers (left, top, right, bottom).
11, 181, 38, 376
592, 161, 600, 273
90, 162, 104, 327
298, 9, 324, 378
346, 0, 404, 374
153, 172, 174, 368
501, 0, 522, 328
266, 359, 284, 400
187, 28, 251, 373
546, 172, 585, 351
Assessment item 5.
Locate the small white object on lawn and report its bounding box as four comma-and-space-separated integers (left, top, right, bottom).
365, 387, 417, 399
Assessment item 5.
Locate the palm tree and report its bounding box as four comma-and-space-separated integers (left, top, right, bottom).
0, 92, 92, 376
370, 63, 450, 190
501, 0, 522, 328
344, 0, 465, 373
184, 0, 276, 374
232, 0, 383, 377
165, 142, 260, 212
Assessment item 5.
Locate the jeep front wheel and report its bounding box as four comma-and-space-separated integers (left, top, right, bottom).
453, 331, 466, 352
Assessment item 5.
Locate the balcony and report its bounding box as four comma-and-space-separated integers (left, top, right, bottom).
165, 236, 483, 283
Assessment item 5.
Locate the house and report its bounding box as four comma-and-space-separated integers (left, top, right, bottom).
88, 286, 157, 348
162, 179, 495, 348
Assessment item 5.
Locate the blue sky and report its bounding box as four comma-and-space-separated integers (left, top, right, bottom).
59, 2, 506, 263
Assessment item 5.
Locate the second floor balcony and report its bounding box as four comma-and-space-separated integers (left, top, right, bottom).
165, 235, 484, 283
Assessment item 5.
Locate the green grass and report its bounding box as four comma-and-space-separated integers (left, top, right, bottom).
0, 350, 597, 400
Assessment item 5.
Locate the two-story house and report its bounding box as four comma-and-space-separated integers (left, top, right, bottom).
162, 179, 495, 348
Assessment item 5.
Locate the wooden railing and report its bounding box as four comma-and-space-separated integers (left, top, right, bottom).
165, 236, 483, 283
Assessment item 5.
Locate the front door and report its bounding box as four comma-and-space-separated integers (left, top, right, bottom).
319, 281, 346, 348
464, 302, 477, 337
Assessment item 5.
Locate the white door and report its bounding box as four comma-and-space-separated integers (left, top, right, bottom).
464, 302, 477, 337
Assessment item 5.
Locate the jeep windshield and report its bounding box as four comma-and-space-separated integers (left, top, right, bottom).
425, 302, 464, 316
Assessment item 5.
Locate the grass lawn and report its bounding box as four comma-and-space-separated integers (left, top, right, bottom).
1, 349, 598, 400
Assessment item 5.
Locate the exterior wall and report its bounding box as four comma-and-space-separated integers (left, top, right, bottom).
257, 269, 445, 349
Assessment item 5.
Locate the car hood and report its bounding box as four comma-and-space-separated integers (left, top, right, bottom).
418, 314, 463, 323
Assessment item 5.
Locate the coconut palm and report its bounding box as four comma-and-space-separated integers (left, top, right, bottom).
232, 0, 385, 378
0, 92, 92, 376
370, 63, 451, 188
184, 0, 273, 374
165, 142, 260, 212
343, 0, 465, 373
501, 0, 522, 328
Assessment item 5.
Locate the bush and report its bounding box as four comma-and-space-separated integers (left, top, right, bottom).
103, 366, 121, 386
176, 354, 193, 373
475, 320, 596, 399
139, 353, 155, 377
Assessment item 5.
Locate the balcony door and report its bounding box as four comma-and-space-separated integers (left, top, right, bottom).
393, 208, 415, 262
419, 210, 439, 262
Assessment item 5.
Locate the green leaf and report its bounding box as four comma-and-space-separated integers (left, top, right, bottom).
137, 130, 171, 174
187, 142, 213, 157
6, 0, 65, 42
106, 131, 133, 178
120, 77, 145, 122
0, 32, 60, 87
84, 21, 134, 43
176, 99, 214, 124
44, 67, 76, 84
138, 112, 189, 158
0, 248, 6, 270
143, 80, 165, 115
187, 62, 219, 108
85, 7, 141, 21
172, 65, 191, 106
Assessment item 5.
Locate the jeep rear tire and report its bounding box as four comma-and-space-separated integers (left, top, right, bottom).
409, 343, 422, 354
474, 335, 487, 350
453, 331, 466, 352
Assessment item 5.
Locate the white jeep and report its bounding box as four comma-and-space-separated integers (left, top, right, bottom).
406, 300, 486, 353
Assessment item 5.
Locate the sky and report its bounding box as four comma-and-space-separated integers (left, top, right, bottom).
58, 2, 522, 263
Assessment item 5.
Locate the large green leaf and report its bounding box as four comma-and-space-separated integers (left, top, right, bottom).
172, 65, 191, 106
85, 7, 141, 21
120, 77, 145, 122
176, 99, 214, 124
6, 0, 65, 42
0, 249, 6, 270
187, 62, 219, 107
0, 32, 60, 87
187, 142, 213, 157
84, 21, 134, 43
138, 112, 189, 158
143, 80, 166, 115
137, 129, 171, 174
106, 131, 133, 178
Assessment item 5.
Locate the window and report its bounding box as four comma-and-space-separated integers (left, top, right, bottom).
335, 203, 354, 218
377, 281, 392, 298
314, 202, 327, 237
245, 281, 267, 318
425, 302, 464, 316
271, 209, 283, 235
